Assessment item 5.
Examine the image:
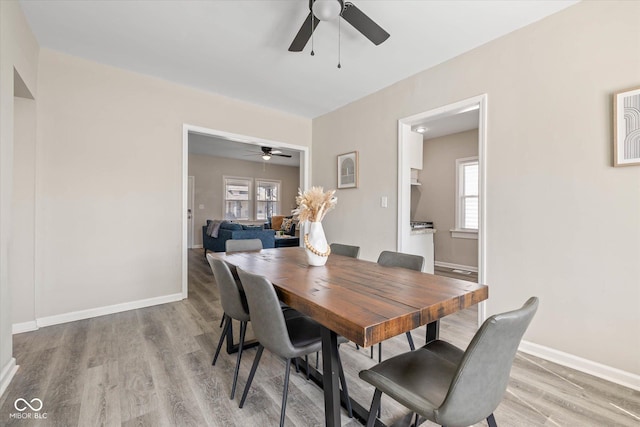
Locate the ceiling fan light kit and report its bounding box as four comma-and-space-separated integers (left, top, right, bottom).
312, 0, 342, 21
288, 0, 390, 68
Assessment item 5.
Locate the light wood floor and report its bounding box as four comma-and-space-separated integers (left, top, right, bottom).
1, 249, 638, 426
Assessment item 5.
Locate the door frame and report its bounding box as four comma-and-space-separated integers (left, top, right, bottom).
397, 94, 488, 326
187, 176, 195, 249
181, 124, 310, 299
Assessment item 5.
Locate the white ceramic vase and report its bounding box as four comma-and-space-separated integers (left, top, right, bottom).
305, 221, 329, 266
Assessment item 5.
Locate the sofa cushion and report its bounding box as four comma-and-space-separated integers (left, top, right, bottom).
221, 222, 243, 231
242, 225, 262, 230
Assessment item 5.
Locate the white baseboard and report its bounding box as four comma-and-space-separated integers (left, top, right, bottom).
0, 358, 19, 397
17, 293, 184, 331
12, 321, 38, 334
191, 244, 203, 249
519, 340, 640, 392
434, 261, 478, 273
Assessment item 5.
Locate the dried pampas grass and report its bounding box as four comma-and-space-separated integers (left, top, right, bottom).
293, 186, 337, 223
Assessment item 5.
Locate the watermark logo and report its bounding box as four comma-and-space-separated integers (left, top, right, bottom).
14, 398, 43, 412
9, 398, 47, 420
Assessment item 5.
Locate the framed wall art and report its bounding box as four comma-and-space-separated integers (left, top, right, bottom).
337, 151, 358, 189
613, 86, 640, 166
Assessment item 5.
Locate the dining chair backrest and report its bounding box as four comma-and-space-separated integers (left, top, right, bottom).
226, 238, 263, 252
236, 268, 297, 358
206, 255, 250, 322
330, 243, 360, 258
377, 250, 424, 272
437, 297, 539, 426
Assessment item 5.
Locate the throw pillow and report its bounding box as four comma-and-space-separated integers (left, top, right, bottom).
207, 220, 224, 238
281, 218, 294, 234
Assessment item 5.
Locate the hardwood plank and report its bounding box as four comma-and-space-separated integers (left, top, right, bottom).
77, 361, 121, 427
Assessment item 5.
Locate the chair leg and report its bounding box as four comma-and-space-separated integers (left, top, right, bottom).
406, 331, 415, 351
230, 320, 247, 399
212, 315, 231, 366
366, 389, 382, 427
219, 313, 225, 328
336, 350, 353, 418
370, 346, 374, 359
315, 351, 319, 369
305, 355, 310, 380
294, 358, 300, 373
487, 413, 497, 427
239, 345, 264, 408
378, 343, 382, 363
280, 359, 292, 427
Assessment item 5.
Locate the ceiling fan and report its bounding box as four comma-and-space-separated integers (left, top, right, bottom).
288, 0, 390, 52
247, 146, 292, 161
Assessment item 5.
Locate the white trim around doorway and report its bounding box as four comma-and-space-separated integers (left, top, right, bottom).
181, 124, 310, 299
397, 94, 488, 327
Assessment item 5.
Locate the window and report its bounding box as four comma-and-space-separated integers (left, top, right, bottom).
223, 177, 251, 220
256, 180, 281, 220
453, 157, 479, 238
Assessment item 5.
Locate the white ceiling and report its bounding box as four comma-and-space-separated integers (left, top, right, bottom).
414, 109, 479, 140
189, 132, 301, 167
19, 0, 578, 118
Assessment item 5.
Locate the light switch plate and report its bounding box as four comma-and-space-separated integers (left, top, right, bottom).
381, 196, 388, 208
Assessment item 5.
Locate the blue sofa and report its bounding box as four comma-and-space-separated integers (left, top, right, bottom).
202, 220, 275, 255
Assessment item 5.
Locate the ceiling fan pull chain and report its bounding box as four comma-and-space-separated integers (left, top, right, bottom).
337, 15, 341, 68
311, 4, 315, 56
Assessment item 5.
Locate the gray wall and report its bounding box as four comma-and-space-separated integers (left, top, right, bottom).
313, 1, 640, 375
413, 130, 478, 268
188, 153, 300, 247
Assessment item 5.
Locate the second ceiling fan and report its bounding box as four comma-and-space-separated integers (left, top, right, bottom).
288, 0, 390, 52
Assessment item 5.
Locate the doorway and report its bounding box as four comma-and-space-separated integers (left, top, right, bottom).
181, 124, 310, 298
397, 94, 488, 326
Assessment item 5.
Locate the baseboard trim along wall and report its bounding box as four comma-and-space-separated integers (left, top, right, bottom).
434, 261, 478, 273
519, 340, 640, 392
12, 293, 184, 333
0, 358, 19, 398
12, 320, 38, 334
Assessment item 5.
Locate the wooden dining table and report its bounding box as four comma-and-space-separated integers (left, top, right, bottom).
211, 247, 488, 427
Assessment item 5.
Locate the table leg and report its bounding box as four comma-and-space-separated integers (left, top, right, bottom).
425, 320, 440, 343
321, 327, 341, 427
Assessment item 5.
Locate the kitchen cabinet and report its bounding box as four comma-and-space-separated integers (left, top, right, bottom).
408, 130, 423, 170
405, 229, 435, 273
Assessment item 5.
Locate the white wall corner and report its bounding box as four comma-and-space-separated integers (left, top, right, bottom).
36, 293, 184, 328
519, 340, 640, 392
0, 358, 19, 398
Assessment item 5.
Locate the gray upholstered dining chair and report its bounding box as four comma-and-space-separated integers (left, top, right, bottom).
359, 297, 539, 427
330, 243, 361, 258
207, 256, 251, 400
237, 267, 353, 427
372, 250, 425, 362
207, 254, 303, 400
226, 238, 263, 252
216, 238, 264, 329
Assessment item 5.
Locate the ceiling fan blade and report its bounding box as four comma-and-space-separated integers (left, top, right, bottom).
341, 2, 389, 45
288, 12, 321, 52
274, 153, 293, 158
271, 150, 283, 154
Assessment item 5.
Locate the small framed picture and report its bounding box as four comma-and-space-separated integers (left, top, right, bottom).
337, 151, 358, 189
613, 86, 640, 167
